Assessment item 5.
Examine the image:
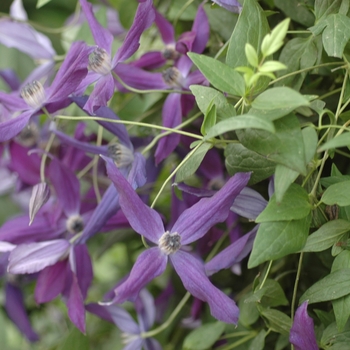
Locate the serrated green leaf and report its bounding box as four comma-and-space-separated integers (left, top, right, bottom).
256, 184, 311, 222
183, 322, 226, 350
245, 43, 259, 67
190, 85, 236, 121
303, 220, 350, 252
322, 181, 350, 206
37, 0, 52, 8
188, 53, 245, 96
300, 269, 350, 304
175, 143, 212, 183
261, 309, 292, 335
248, 215, 311, 268
201, 103, 217, 135
318, 132, 350, 151
237, 114, 307, 175
245, 279, 288, 307
225, 143, 275, 185
204, 115, 275, 140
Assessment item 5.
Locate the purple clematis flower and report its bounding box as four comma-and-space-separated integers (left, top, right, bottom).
0, 41, 91, 142
211, 0, 242, 13
102, 156, 250, 324
290, 301, 318, 350
78, 0, 155, 113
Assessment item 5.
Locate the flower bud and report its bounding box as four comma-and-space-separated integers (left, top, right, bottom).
29, 182, 50, 225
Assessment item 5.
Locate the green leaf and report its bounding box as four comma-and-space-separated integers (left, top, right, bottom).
321, 14, 350, 58
37, 0, 52, 8
249, 329, 266, 350
251, 87, 310, 113
256, 184, 311, 222
322, 181, 350, 206
321, 321, 350, 348
274, 0, 314, 27
237, 114, 307, 175
303, 127, 318, 164
261, 309, 292, 335
204, 115, 275, 140
58, 328, 90, 350
245, 279, 288, 307
175, 143, 212, 183
239, 293, 260, 326
259, 61, 287, 73
188, 53, 245, 96
183, 322, 226, 350
245, 43, 259, 68
318, 132, 350, 151
248, 215, 311, 268
201, 103, 217, 135
302, 220, 350, 252
261, 19, 290, 57
274, 165, 299, 203
300, 269, 350, 304
314, 0, 349, 21
225, 143, 276, 185
190, 85, 236, 121
226, 0, 270, 92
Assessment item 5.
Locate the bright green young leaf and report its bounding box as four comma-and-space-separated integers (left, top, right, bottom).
237, 114, 307, 175
248, 215, 311, 268
259, 61, 287, 73
256, 184, 311, 222
245, 279, 288, 307
190, 85, 236, 121
188, 53, 245, 96
302, 219, 350, 252
261, 19, 290, 57
245, 43, 259, 68
274, 165, 299, 203
201, 103, 217, 136
204, 115, 275, 140
261, 309, 292, 335
37, 0, 52, 8
183, 322, 226, 350
300, 269, 350, 304
252, 87, 310, 111
249, 329, 266, 350
175, 143, 212, 183
322, 181, 350, 206
225, 143, 275, 185
318, 132, 350, 152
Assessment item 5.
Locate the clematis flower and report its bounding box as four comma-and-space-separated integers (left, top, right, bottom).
102, 156, 250, 324
78, 0, 155, 113
0, 41, 91, 142
290, 301, 318, 350
211, 0, 242, 13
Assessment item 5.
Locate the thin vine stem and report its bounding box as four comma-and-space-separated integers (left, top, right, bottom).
92, 126, 103, 203
291, 253, 304, 325
173, 0, 195, 27
259, 260, 273, 290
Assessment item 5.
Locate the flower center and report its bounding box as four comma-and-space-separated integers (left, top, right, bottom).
20, 81, 46, 109
162, 46, 180, 60
17, 123, 39, 147
107, 143, 134, 168
66, 215, 84, 234
158, 231, 181, 255
162, 67, 184, 88
88, 47, 112, 75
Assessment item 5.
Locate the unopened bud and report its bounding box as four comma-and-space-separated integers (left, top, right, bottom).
29, 183, 50, 225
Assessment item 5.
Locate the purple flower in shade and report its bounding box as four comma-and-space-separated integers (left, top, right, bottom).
290, 301, 318, 350
102, 156, 251, 324
87, 289, 161, 350
0, 41, 91, 142
78, 0, 155, 113
211, 0, 242, 13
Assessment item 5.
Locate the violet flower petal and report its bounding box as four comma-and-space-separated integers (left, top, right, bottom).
173, 172, 250, 245
0, 110, 33, 142
113, 248, 167, 303
0, 241, 16, 252
191, 5, 210, 54
205, 226, 258, 276
154, 93, 182, 165
0, 69, 21, 90
79, 0, 113, 52
154, 10, 175, 45
104, 305, 140, 334
35, 260, 68, 303
74, 244, 93, 299
8, 239, 70, 274
5, 283, 39, 342
48, 158, 81, 217
103, 156, 164, 243
290, 301, 318, 350
85, 303, 114, 323
136, 289, 156, 332
171, 250, 239, 324
132, 51, 167, 69
10, 0, 27, 20
113, 0, 155, 64
67, 273, 86, 334
212, 0, 242, 13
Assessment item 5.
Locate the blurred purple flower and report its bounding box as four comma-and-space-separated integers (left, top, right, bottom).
211, 0, 242, 13
290, 301, 318, 350
102, 156, 250, 324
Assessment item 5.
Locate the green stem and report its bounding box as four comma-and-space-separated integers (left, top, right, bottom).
335, 71, 348, 122
55, 115, 203, 140
173, 0, 195, 27
141, 292, 191, 338
214, 40, 230, 60
291, 253, 304, 324
259, 260, 273, 290
218, 333, 257, 350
